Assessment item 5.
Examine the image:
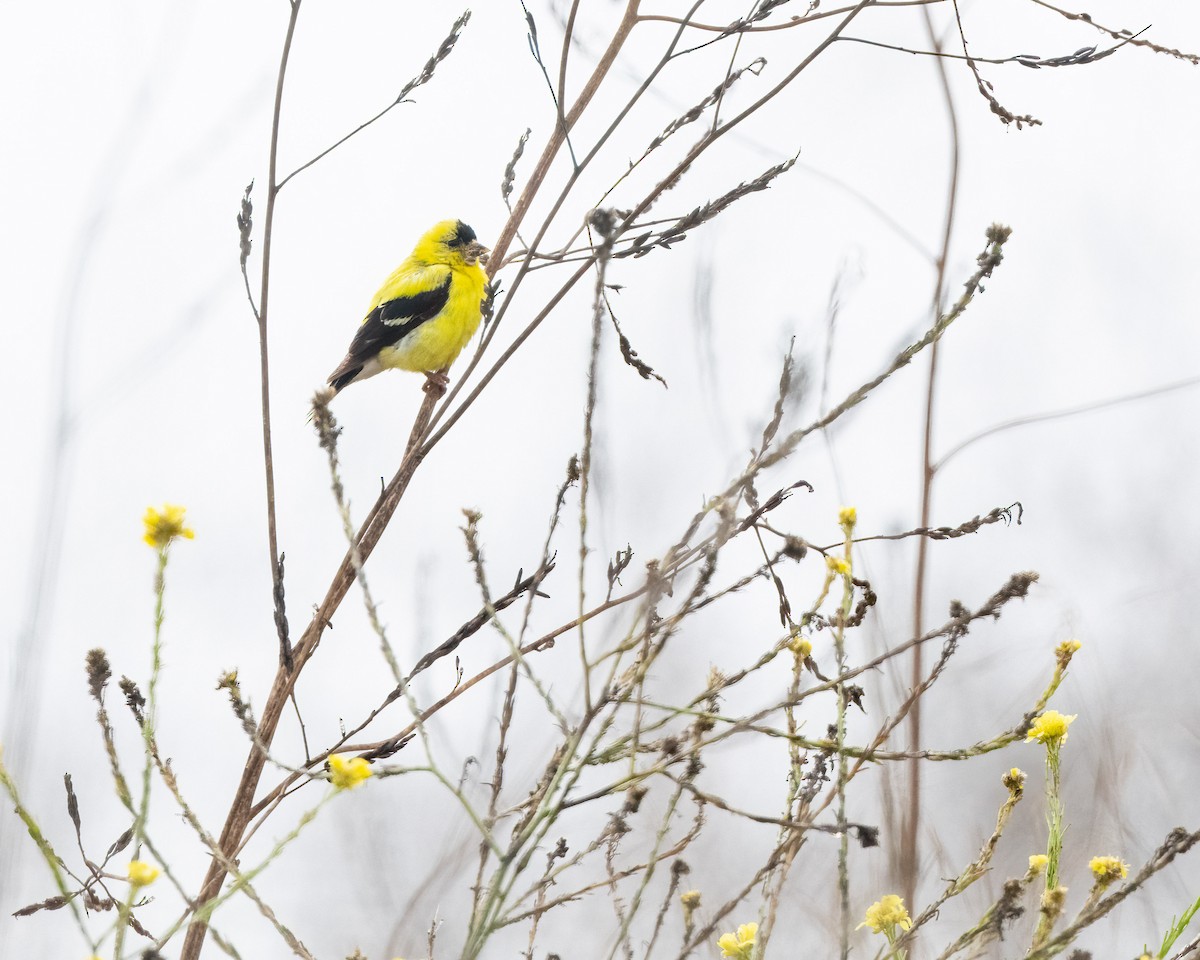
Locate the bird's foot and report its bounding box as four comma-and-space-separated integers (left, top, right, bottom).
423, 370, 450, 395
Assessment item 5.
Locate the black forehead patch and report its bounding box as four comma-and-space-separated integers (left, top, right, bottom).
452, 221, 477, 246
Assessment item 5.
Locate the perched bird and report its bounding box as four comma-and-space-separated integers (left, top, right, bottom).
326, 219, 489, 394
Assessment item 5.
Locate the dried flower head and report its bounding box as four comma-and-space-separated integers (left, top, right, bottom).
86, 648, 111, 702
838, 506, 858, 531
1003, 767, 1027, 793
328, 754, 373, 790
1040, 884, 1068, 917
1026, 710, 1076, 745
717, 922, 757, 959
142, 504, 194, 549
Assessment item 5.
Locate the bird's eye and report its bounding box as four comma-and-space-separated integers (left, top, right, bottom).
454, 221, 477, 246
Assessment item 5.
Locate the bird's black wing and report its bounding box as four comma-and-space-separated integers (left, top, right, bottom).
327, 276, 453, 391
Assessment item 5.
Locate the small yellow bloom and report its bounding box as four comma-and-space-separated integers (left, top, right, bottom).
142, 504, 195, 549
1055, 639, 1082, 667
717, 921, 757, 959
858, 894, 912, 937
788, 634, 813, 659
1089, 855, 1129, 885
1025, 710, 1076, 745
838, 506, 858, 531
1028, 854, 1049, 874
826, 555, 851, 576
680, 890, 702, 909
328, 754, 373, 790
127, 860, 160, 887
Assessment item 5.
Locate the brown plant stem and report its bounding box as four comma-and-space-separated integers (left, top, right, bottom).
255, 1, 300, 675
557, 0, 583, 108
488, 0, 641, 270
179, 4, 304, 953
180, 384, 441, 959
901, 0, 960, 910
638, 0, 942, 32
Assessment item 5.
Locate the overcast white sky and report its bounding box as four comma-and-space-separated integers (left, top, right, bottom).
3, 2, 1199, 957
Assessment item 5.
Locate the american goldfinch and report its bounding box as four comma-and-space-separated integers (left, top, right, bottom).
326, 219, 489, 393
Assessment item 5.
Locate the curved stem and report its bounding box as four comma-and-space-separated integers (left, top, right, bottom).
935, 374, 1200, 471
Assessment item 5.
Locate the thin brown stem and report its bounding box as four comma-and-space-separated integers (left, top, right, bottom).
902, 0, 960, 911
277, 101, 398, 191
488, 0, 641, 271
557, 0, 582, 109
935, 374, 1200, 471
637, 0, 943, 32
181, 4, 303, 955
1027, 0, 1199, 64
180, 377, 443, 958
258, 6, 297, 666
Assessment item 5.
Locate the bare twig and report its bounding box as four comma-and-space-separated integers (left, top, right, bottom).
902, 0, 962, 908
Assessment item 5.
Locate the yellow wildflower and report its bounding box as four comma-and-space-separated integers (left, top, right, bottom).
717, 922, 757, 959
838, 506, 858, 531
1055, 639, 1082, 667
1025, 710, 1076, 745
142, 504, 194, 549
788, 634, 813, 659
826, 555, 851, 576
858, 894, 912, 938
681, 889, 701, 925
328, 754, 373, 790
127, 860, 160, 887
1089, 855, 1129, 885
1028, 854, 1049, 874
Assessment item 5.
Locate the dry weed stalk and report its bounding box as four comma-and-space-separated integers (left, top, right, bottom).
5, 4, 1199, 960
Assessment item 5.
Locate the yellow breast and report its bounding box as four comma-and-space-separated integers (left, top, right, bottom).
378, 261, 487, 373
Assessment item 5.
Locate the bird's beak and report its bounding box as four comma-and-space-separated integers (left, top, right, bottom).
465, 240, 490, 267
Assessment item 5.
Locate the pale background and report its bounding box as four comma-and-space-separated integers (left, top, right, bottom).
2, 1, 1199, 957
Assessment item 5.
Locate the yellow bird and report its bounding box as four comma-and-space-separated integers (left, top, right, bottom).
327, 219, 489, 394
